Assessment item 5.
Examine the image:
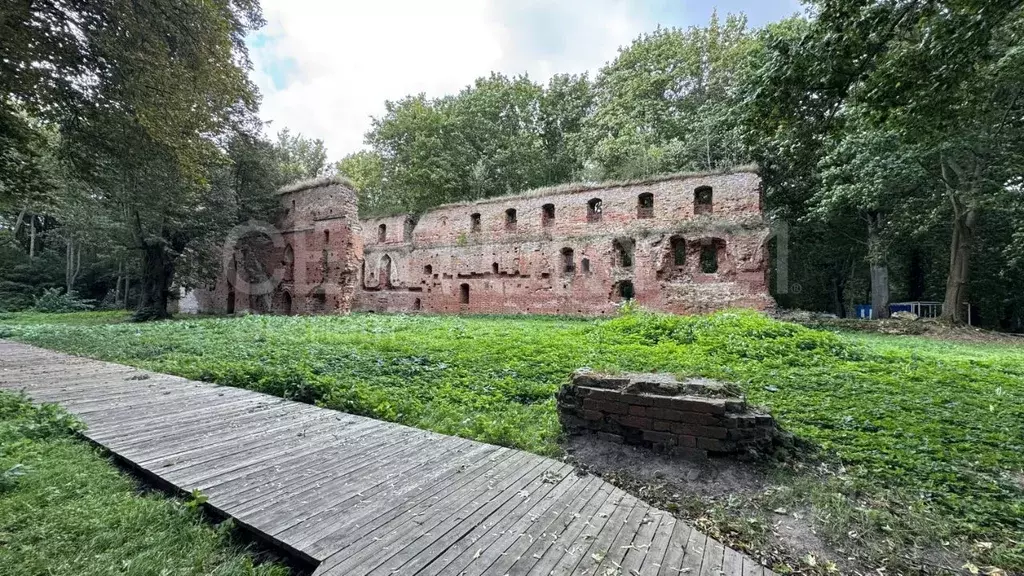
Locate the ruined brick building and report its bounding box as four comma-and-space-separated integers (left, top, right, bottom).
181, 169, 774, 316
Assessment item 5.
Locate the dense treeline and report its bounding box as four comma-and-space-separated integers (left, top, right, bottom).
3, 2, 1022, 329
0, 1, 329, 318
339, 4, 1024, 330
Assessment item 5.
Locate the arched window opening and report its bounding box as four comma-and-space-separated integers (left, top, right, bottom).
282, 292, 292, 315
694, 186, 713, 215
471, 213, 481, 232
459, 283, 470, 304
403, 217, 414, 241
587, 198, 602, 222
615, 280, 635, 301
542, 204, 555, 226
613, 238, 634, 268
413, 298, 421, 311
504, 208, 517, 230
581, 258, 591, 274
700, 243, 719, 273
671, 236, 686, 266
561, 247, 575, 274
377, 223, 387, 242
637, 193, 654, 219
492, 262, 499, 274
282, 244, 295, 283
379, 254, 393, 288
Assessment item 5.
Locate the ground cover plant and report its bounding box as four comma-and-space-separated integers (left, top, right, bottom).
0, 390, 288, 576
2, 309, 1022, 573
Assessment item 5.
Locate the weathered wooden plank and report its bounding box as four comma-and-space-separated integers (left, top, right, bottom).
285, 443, 509, 554
618, 508, 669, 575
362, 458, 564, 576
591, 500, 652, 575
741, 555, 766, 576
480, 475, 598, 576
311, 450, 538, 574
723, 543, 745, 576
225, 428, 442, 518
678, 525, 709, 576
500, 474, 607, 575
414, 461, 580, 575
3, 341, 777, 576
546, 486, 632, 576
699, 537, 726, 576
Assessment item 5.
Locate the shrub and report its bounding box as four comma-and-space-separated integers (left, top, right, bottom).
33, 288, 95, 313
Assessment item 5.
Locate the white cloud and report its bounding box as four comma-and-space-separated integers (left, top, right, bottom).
248, 0, 646, 160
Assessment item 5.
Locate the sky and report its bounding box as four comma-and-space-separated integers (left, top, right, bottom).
247, 0, 804, 161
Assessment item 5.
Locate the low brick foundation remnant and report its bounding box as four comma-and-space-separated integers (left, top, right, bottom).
557, 371, 777, 459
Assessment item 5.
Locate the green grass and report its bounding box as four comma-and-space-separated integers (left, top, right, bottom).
0, 310, 129, 326
0, 390, 288, 576
2, 308, 1022, 572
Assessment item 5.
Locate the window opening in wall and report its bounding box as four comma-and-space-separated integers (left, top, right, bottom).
504, 208, 517, 230
413, 298, 421, 311
492, 262, 499, 274
282, 292, 292, 315
377, 223, 386, 242
282, 244, 295, 282
324, 230, 330, 244
459, 283, 470, 304
637, 193, 654, 219
671, 236, 686, 266
423, 264, 432, 275
542, 203, 555, 226
615, 280, 635, 300
379, 254, 393, 288
581, 258, 590, 273
587, 198, 602, 222
471, 213, 481, 232
701, 243, 719, 273
613, 238, 634, 268
695, 186, 713, 215
561, 247, 575, 273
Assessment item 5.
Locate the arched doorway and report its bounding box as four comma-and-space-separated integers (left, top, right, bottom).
283, 292, 292, 315
379, 255, 393, 289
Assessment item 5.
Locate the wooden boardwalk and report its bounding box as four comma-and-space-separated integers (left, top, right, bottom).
0, 341, 776, 576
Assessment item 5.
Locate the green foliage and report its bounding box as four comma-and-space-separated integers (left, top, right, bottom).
33, 287, 95, 313
585, 12, 756, 178
0, 390, 286, 575
3, 311, 1022, 568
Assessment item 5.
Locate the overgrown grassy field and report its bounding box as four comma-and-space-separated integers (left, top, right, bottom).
2, 310, 1022, 571
0, 390, 287, 576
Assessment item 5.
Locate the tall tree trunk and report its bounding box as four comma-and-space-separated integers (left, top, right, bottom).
29, 215, 35, 259
941, 199, 978, 324
134, 240, 175, 321
867, 212, 890, 319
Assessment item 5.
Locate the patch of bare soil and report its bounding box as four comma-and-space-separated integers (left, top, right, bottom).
561, 436, 858, 575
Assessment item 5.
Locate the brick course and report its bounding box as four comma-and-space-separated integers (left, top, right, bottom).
557, 371, 777, 459
187, 169, 774, 317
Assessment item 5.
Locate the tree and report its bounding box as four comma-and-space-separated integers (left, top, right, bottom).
336, 150, 385, 216
586, 13, 757, 179
56, 0, 265, 320
275, 129, 329, 182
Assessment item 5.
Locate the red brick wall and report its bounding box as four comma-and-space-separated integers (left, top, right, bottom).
354, 171, 773, 315
188, 179, 363, 315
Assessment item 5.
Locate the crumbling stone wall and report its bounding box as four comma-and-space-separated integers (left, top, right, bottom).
185, 177, 363, 315
557, 371, 777, 459
185, 169, 773, 317
354, 170, 773, 315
